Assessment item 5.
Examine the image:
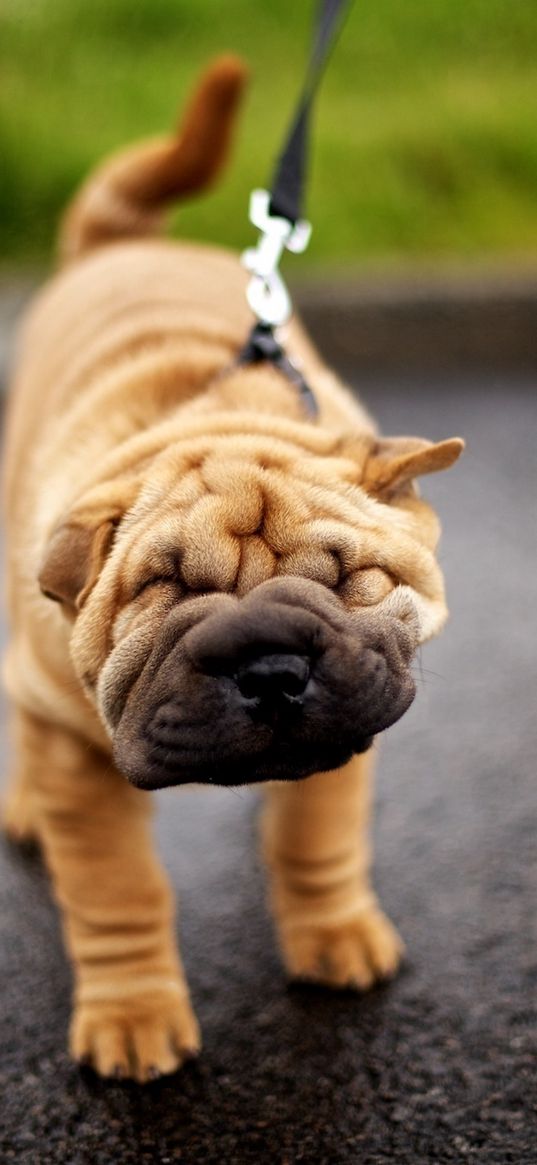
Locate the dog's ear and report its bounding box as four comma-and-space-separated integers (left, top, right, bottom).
362, 436, 464, 498
39, 519, 118, 610
38, 480, 138, 610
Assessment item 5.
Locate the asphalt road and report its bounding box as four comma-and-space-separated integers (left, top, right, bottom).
0, 371, 536, 1164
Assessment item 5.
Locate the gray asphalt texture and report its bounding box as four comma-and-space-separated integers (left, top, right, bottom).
1, 372, 536, 1164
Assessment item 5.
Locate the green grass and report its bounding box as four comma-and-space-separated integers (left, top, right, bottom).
1, 0, 537, 269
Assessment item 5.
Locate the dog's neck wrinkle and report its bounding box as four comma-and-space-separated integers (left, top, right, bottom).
27, 341, 239, 531
194, 365, 309, 424
38, 357, 308, 527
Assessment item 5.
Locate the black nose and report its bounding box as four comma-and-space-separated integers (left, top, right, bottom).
236, 653, 310, 711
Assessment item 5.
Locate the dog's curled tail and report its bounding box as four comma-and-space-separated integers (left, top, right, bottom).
58, 56, 248, 264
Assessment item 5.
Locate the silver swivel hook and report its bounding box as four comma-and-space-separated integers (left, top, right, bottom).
241, 190, 311, 328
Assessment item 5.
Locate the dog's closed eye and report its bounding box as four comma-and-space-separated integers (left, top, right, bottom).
133, 574, 179, 600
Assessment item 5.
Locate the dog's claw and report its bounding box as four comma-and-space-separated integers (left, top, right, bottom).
182, 1047, 200, 1062
70, 992, 201, 1083
280, 905, 404, 991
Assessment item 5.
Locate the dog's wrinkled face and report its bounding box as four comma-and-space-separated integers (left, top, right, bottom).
39, 413, 463, 788
102, 577, 418, 787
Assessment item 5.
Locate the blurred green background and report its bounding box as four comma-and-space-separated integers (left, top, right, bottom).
1, 0, 537, 270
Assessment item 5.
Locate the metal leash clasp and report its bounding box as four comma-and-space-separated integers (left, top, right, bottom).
241, 190, 311, 327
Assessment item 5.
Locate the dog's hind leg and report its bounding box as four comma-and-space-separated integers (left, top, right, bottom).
3, 776, 41, 847
5, 707, 200, 1082
2, 709, 44, 846
261, 751, 403, 990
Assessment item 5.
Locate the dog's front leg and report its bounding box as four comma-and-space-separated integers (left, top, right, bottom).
7, 709, 199, 1081
262, 751, 403, 989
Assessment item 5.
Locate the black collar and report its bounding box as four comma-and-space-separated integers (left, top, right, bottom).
236, 322, 319, 420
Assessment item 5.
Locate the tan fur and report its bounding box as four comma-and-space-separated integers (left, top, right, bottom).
2, 58, 463, 1081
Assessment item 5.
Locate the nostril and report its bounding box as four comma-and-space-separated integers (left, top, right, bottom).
236, 653, 310, 703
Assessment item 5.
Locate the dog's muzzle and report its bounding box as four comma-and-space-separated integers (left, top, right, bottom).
104, 578, 419, 789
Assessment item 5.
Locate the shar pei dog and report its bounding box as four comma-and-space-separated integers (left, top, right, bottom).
2, 58, 463, 1081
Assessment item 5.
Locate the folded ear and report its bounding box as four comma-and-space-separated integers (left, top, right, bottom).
38, 480, 138, 610
363, 436, 464, 498
38, 519, 118, 610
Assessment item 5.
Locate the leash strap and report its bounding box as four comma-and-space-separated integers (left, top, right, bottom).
269, 0, 353, 226
239, 0, 353, 418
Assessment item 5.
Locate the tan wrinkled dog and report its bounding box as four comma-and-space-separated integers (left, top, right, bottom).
2, 59, 463, 1082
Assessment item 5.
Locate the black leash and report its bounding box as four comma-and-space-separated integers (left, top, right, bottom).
269, 0, 353, 226
239, 0, 353, 418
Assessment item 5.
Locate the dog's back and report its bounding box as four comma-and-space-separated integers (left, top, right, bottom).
4, 56, 371, 545
4, 59, 249, 505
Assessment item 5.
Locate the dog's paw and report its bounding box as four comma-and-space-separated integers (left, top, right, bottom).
70, 987, 201, 1082
280, 905, 404, 990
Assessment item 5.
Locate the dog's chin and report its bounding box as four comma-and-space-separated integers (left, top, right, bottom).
113, 735, 373, 791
